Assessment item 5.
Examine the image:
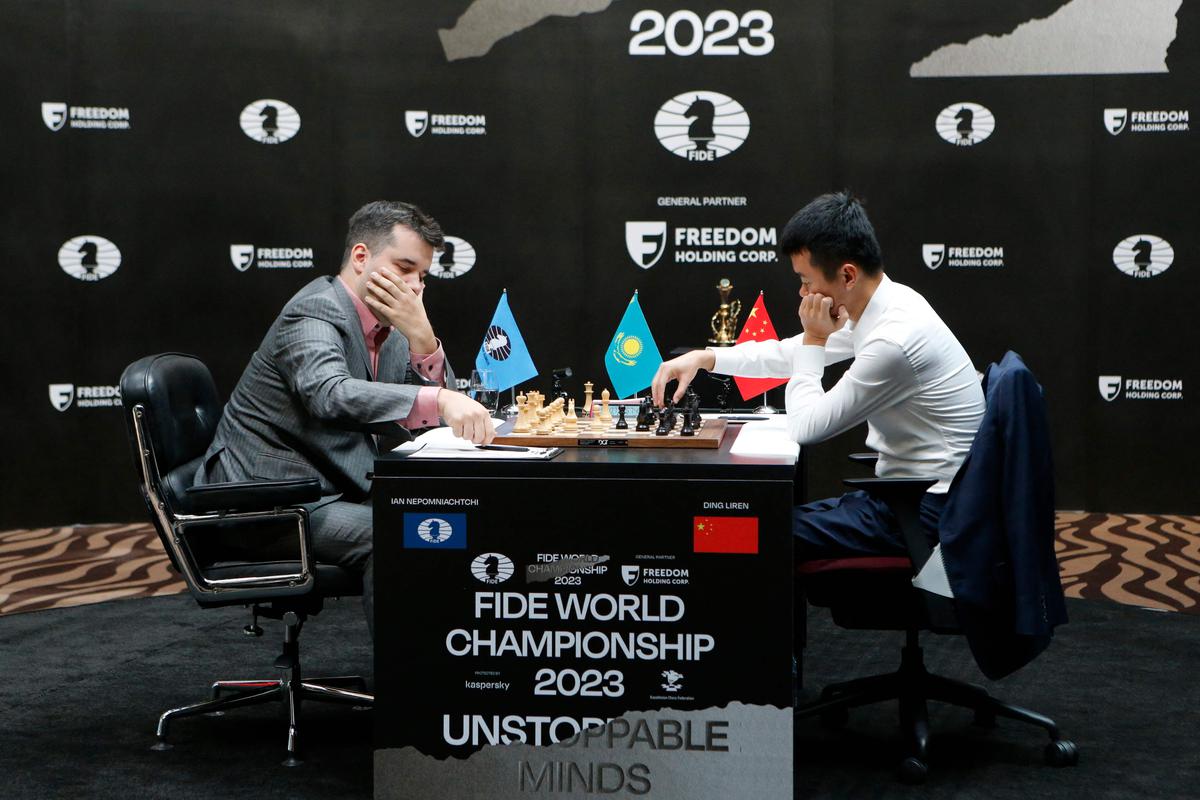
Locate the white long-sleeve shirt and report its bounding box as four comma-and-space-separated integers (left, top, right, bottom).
710, 275, 985, 492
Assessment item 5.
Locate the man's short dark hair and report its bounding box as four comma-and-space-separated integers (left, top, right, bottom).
341, 200, 444, 265
780, 191, 883, 279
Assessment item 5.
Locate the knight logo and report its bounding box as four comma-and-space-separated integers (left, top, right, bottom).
621, 565, 641, 586
230, 243, 314, 270
661, 670, 684, 692
1104, 107, 1189, 135
471, 552, 515, 584
41, 101, 131, 131
58, 236, 121, 281
920, 242, 1005, 269
403, 513, 467, 549
1098, 375, 1183, 401
922, 244, 945, 270
406, 110, 429, 137
49, 383, 121, 410
42, 102, 67, 131
406, 109, 486, 136
229, 244, 255, 271
239, 99, 301, 144
626, 221, 667, 269
430, 236, 476, 279
935, 102, 995, 146
1113, 235, 1173, 278
49, 384, 74, 412
654, 91, 750, 162
1104, 108, 1127, 136
482, 326, 511, 360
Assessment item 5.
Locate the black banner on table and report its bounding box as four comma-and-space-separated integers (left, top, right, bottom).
374, 474, 792, 799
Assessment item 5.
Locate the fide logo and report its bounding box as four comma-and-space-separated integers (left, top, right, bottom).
482, 325, 511, 361
621, 565, 641, 587
471, 553, 515, 584
58, 235, 121, 281
626, 221, 667, 269
239, 99, 301, 144
935, 102, 995, 146
654, 91, 750, 161
1112, 235, 1173, 278
429, 236, 476, 279
417, 518, 455, 544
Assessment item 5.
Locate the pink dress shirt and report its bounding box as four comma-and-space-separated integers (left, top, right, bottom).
338, 276, 444, 429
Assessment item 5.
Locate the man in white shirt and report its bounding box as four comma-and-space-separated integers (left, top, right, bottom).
651, 192, 985, 558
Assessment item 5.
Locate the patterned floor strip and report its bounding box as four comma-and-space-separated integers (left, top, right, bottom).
0, 524, 185, 615
2, 513, 1199, 616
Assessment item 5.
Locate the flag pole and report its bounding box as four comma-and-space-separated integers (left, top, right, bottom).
751, 290, 778, 414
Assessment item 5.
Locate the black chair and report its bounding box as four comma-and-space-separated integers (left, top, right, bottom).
120, 352, 372, 766
795, 354, 1078, 783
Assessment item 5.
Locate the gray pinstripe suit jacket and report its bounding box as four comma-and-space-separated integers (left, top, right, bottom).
195, 276, 451, 503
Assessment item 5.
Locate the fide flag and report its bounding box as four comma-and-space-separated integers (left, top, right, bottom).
734, 291, 789, 401
604, 292, 663, 399
475, 291, 538, 392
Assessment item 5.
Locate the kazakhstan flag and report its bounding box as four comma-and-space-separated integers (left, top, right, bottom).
604, 292, 663, 399
475, 291, 538, 392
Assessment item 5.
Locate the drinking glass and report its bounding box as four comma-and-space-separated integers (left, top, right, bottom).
468, 369, 499, 414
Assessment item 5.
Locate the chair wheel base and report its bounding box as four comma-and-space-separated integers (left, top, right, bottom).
1045, 739, 1079, 767
151, 740, 173, 752
897, 755, 928, 784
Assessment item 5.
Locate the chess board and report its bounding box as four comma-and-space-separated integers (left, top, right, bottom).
492, 417, 728, 449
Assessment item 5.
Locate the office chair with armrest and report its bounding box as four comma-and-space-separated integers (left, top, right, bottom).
120, 353, 372, 767
795, 352, 1077, 783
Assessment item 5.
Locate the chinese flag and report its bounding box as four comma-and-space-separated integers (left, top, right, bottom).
693, 516, 759, 554
733, 292, 789, 401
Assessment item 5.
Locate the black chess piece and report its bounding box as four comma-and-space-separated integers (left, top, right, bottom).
655, 401, 674, 436
689, 395, 702, 428
679, 409, 695, 436
615, 404, 628, 430
636, 397, 652, 432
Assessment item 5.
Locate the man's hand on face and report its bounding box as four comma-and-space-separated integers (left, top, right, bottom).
364, 267, 438, 354
798, 293, 848, 346
651, 349, 716, 407
437, 390, 495, 445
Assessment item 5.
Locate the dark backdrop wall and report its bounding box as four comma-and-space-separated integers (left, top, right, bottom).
2, 0, 1196, 526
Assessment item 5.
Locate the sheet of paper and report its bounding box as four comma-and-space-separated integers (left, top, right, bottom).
728, 417, 799, 462
392, 419, 561, 460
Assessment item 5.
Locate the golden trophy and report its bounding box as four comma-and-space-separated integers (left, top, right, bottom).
708, 278, 742, 346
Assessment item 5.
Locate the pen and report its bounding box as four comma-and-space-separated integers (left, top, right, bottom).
476, 444, 530, 452
719, 415, 769, 421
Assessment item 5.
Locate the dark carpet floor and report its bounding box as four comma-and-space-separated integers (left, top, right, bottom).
1, 595, 1197, 799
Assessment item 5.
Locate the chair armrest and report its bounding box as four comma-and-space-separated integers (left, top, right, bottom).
848, 452, 879, 465
185, 478, 321, 513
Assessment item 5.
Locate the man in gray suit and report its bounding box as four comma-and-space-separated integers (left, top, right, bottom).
196, 200, 494, 635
